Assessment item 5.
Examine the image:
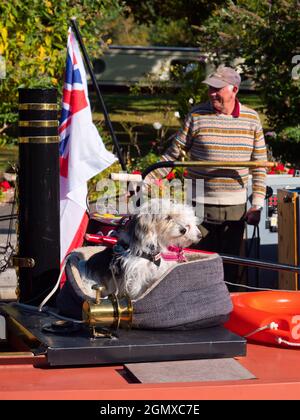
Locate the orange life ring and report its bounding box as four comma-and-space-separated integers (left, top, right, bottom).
224, 291, 300, 348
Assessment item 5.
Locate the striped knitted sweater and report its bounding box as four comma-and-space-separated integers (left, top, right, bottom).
157, 101, 267, 207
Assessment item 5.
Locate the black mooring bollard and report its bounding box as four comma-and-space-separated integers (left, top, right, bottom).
17, 88, 60, 305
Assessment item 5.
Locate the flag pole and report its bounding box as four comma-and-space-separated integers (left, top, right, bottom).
70, 17, 127, 171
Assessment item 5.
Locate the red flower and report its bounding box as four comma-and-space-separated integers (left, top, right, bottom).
0, 181, 11, 192
268, 162, 288, 174
275, 163, 285, 172
183, 169, 188, 177
132, 170, 141, 175
288, 168, 295, 175
166, 171, 176, 180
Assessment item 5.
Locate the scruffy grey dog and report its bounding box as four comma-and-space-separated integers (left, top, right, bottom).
81, 199, 201, 300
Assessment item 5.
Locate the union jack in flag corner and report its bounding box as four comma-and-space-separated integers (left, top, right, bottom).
59, 27, 117, 271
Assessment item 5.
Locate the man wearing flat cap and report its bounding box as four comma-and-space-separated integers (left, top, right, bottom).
149, 65, 267, 286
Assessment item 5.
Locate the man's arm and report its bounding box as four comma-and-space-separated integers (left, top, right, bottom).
246, 117, 267, 225
146, 113, 194, 181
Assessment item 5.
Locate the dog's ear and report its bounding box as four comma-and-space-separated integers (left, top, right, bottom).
135, 213, 152, 238
131, 213, 158, 250
127, 215, 147, 245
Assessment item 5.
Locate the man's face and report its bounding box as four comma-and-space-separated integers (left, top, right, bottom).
208, 85, 237, 113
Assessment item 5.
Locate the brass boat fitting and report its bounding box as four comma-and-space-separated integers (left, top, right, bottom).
82, 284, 133, 338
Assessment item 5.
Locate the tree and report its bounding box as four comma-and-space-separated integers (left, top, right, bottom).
0, 0, 124, 143
123, 0, 226, 46
198, 0, 300, 130
125, 1, 225, 26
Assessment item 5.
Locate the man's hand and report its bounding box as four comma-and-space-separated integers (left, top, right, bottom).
245, 206, 262, 225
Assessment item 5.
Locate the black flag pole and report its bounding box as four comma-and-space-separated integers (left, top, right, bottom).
70, 17, 127, 171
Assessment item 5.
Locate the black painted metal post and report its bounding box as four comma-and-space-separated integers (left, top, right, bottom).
17, 88, 60, 305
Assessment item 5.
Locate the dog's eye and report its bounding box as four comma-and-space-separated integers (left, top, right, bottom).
165, 215, 172, 221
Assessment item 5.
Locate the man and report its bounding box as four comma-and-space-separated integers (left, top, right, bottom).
148, 65, 267, 285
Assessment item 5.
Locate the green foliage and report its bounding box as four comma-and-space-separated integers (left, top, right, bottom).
0, 0, 124, 143
266, 126, 300, 165
173, 61, 208, 119
109, 15, 150, 46
128, 151, 160, 173
279, 126, 300, 144
129, 55, 208, 123
125, 1, 225, 26
148, 18, 195, 47
200, 0, 300, 130
88, 161, 122, 203
120, 1, 226, 47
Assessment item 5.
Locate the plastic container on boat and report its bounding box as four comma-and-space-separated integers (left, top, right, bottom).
225, 291, 300, 348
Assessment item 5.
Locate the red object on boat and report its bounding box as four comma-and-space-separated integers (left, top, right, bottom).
225, 291, 300, 348
84, 233, 117, 246
83, 236, 216, 260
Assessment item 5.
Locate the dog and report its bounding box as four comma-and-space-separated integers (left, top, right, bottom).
81, 199, 202, 300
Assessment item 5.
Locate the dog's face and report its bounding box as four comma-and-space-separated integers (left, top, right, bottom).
133, 199, 202, 251
113, 199, 202, 299
156, 202, 202, 248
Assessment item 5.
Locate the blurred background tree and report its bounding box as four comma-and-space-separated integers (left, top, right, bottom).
113, 1, 226, 46
124, 1, 225, 27
197, 0, 300, 131
0, 0, 124, 144
1, 0, 299, 165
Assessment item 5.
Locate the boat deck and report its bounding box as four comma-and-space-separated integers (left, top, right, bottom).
0, 343, 299, 400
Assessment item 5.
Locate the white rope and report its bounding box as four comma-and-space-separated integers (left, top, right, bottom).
277, 337, 300, 347
38, 255, 70, 312
244, 321, 278, 338
244, 323, 300, 348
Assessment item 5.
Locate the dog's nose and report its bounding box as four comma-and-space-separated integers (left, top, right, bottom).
180, 227, 187, 235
